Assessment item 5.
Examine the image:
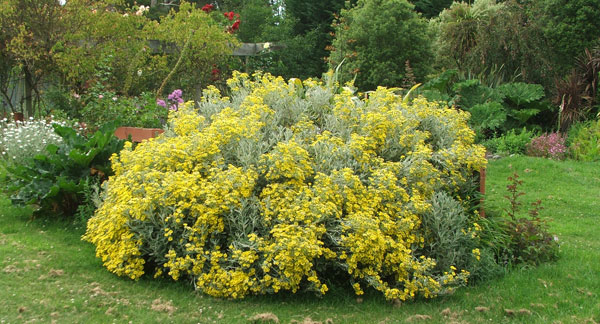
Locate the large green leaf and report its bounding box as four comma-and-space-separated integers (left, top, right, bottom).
497, 82, 544, 107
52, 123, 79, 142
45, 144, 59, 155
509, 108, 541, 124
57, 177, 82, 193
452, 79, 504, 109
422, 69, 458, 94
468, 102, 507, 133
68, 149, 95, 167
420, 89, 453, 105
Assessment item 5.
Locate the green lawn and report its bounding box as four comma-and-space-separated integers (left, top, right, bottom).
1, 156, 599, 323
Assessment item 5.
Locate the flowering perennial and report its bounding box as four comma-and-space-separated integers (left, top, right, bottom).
0, 116, 77, 166
157, 89, 184, 112
526, 132, 568, 160
83, 72, 487, 300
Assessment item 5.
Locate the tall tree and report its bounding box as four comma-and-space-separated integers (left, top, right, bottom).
328, 0, 433, 90
533, 0, 600, 75
409, 0, 453, 18
278, 0, 348, 79
0, 0, 65, 115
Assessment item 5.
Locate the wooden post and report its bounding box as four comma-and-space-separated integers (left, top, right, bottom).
479, 168, 486, 218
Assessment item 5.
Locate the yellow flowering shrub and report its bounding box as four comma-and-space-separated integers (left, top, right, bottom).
83, 71, 487, 300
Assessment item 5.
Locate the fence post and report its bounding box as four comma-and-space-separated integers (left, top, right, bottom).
479, 168, 486, 218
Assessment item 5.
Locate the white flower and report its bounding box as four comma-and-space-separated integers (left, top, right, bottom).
137, 69, 143, 76
135, 5, 148, 16
263, 42, 271, 50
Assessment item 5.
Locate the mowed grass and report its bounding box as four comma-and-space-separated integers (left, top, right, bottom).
0, 156, 599, 323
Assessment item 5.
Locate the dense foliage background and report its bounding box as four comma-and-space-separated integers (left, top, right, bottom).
1, 0, 599, 128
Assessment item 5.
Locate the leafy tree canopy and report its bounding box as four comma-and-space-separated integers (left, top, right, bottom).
329, 0, 433, 90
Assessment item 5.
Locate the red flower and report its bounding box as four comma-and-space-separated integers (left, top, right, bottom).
211, 68, 220, 81
231, 19, 241, 31
201, 4, 214, 13
224, 11, 235, 21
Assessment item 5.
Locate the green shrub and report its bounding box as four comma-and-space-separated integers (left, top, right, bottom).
41, 85, 85, 119
5, 122, 124, 217
568, 119, 600, 161
146, 1, 239, 97
83, 72, 488, 301
81, 90, 167, 130
481, 128, 537, 155
74, 178, 103, 225
421, 75, 552, 140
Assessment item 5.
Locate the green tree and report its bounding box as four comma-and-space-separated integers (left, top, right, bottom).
236, 0, 277, 43
279, 0, 347, 79
147, 1, 238, 98
328, 0, 433, 90
54, 0, 151, 96
0, 0, 65, 115
433, 0, 552, 87
534, 0, 600, 74
409, 0, 453, 18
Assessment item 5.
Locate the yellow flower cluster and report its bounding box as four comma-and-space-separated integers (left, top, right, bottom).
83, 72, 487, 300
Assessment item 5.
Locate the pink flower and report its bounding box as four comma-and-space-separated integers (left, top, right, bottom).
98, 94, 104, 99
526, 132, 567, 160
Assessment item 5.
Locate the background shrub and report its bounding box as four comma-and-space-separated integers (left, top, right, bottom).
419, 73, 553, 142
433, 0, 552, 87
83, 72, 487, 301
81, 90, 167, 130
481, 128, 537, 156
568, 119, 600, 161
328, 0, 433, 90
5, 122, 124, 217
